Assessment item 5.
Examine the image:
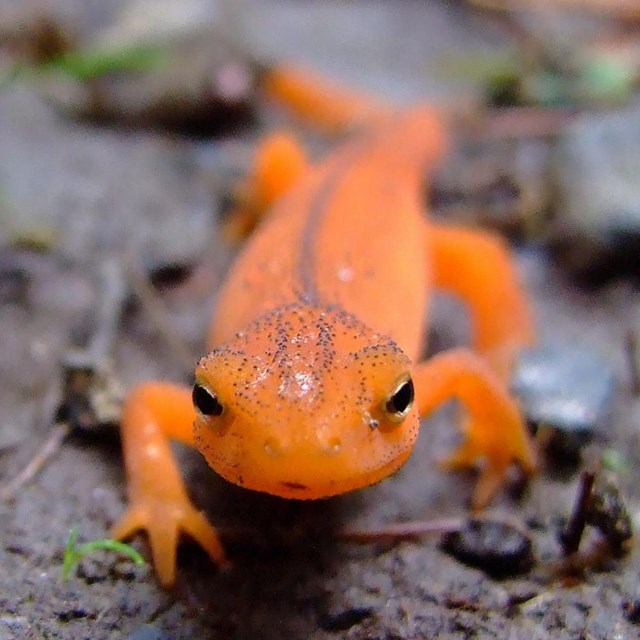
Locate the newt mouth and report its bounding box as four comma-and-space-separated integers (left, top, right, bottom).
280, 481, 309, 491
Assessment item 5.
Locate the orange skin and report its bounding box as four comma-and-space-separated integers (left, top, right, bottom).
112, 107, 535, 587
222, 132, 308, 242
222, 64, 394, 241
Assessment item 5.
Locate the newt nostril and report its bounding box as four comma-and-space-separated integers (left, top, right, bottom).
281, 481, 308, 491
264, 437, 283, 457
324, 437, 342, 454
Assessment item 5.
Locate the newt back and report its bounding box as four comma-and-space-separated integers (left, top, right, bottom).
209, 108, 446, 360
196, 109, 445, 499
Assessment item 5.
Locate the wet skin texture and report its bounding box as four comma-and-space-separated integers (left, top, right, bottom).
112, 108, 535, 587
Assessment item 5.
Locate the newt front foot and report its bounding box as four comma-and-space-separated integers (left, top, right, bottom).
440, 417, 536, 510
112, 499, 228, 587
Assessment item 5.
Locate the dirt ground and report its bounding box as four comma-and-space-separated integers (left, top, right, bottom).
1, 1, 639, 639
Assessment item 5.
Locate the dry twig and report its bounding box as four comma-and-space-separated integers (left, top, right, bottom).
0, 423, 70, 501
123, 255, 196, 372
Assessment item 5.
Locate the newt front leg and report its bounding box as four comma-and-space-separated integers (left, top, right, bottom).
422, 221, 536, 507
413, 349, 535, 509
111, 382, 227, 587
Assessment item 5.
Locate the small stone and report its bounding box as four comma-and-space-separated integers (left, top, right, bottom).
511, 345, 615, 461
126, 624, 172, 640
441, 519, 535, 578
551, 107, 640, 278
623, 599, 640, 625
587, 478, 633, 552
316, 607, 374, 632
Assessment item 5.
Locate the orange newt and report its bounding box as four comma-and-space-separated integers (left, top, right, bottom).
112, 105, 535, 587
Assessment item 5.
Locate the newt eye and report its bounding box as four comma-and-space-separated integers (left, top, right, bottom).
192, 383, 224, 417
383, 374, 414, 422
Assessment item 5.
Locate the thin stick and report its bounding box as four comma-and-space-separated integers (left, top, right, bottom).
212, 518, 465, 546
335, 518, 465, 543
559, 470, 596, 556
123, 255, 197, 372
625, 327, 640, 396
88, 257, 128, 363
0, 423, 70, 501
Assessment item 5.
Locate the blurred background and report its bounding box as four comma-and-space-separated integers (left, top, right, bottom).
1, 2, 639, 639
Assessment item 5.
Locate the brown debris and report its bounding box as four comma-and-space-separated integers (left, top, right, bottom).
469, 0, 640, 22
625, 326, 640, 396
123, 255, 197, 372
0, 12, 75, 63
554, 469, 633, 576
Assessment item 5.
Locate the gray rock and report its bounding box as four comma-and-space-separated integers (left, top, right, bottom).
552, 106, 640, 275
511, 345, 616, 457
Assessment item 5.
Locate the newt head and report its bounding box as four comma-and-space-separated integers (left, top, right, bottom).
193, 303, 420, 499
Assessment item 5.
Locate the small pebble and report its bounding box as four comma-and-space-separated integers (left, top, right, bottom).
317, 607, 374, 632
623, 599, 640, 625
0, 263, 30, 304
551, 107, 640, 278
511, 345, 615, 461
126, 624, 171, 640
441, 519, 534, 578
587, 478, 633, 552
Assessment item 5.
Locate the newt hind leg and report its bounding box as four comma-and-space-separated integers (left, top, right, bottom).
429, 222, 534, 382
222, 132, 307, 242
112, 382, 226, 587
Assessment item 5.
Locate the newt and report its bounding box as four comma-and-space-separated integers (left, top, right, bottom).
112, 89, 535, 587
